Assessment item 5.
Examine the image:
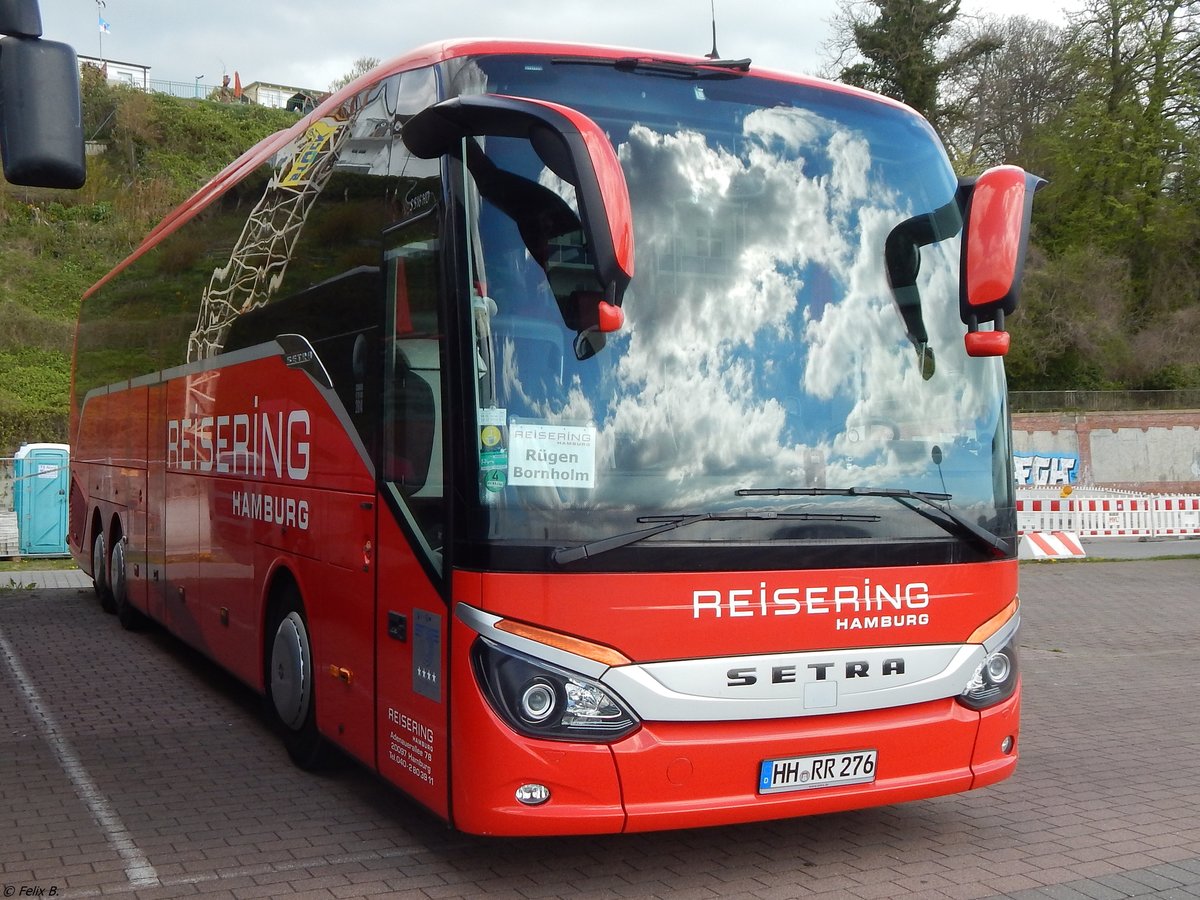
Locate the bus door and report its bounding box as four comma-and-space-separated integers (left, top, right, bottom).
375, 207, 450, 816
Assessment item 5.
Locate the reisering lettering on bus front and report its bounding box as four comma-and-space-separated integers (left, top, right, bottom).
692, 579, 931, 630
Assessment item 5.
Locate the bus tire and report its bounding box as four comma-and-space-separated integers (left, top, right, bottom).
266, 587, 331, 770
110, 534, 146, 631
93, 528, 115, 614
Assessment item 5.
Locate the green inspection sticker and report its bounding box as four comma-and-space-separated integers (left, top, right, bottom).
481, 449, 508, 493
480, 449, 507, 469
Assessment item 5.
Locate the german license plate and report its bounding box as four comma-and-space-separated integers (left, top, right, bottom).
758, 749, 877, 794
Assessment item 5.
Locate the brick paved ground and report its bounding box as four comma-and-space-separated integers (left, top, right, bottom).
0, 559, 1197, 899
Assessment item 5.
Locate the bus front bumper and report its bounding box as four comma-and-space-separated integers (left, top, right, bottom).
449, 678, 1019, 836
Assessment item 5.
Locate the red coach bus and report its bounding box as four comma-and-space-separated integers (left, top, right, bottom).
70, 39, 1038, 835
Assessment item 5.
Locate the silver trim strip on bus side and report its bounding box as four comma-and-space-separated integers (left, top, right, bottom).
76, 340, 375, 479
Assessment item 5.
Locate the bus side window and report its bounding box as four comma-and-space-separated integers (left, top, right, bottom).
383, 209, 444, 563
386, 344, 435, 489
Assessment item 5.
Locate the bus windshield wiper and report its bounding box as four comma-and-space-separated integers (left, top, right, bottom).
550, 509, 880, 566
552, 56, 751, 79
737, 486, 1011, 558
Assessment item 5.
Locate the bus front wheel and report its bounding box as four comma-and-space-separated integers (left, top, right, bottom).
266, 589, 331, 770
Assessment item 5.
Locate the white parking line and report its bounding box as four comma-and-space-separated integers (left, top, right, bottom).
0, 628, 159, 888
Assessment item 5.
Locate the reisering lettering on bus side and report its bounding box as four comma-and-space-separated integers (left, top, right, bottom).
166, 406, 311, 480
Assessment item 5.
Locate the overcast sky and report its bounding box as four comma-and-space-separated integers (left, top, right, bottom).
43, 1, 1078, 95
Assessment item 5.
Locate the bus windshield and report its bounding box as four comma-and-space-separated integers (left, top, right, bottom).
445, 54, 1014, 565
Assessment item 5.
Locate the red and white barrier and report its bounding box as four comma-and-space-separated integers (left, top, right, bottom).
1155, 497, 1200, 536
1019, 530, 1087, 560
1073, 497, 1155, 536
1017, 494, 1200, 539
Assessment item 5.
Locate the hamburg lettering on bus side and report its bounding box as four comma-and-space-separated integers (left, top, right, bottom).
692, 579, 932, 631
166, 403, 314, 531
230, 490, 311, 530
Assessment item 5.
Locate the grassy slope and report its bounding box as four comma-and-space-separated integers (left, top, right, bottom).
0, 84, 296, 455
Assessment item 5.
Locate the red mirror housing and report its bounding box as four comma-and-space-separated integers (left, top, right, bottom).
597, 300, 624, 333
561, 290, 625, 335
959, 165, 1044, 357
964, 330, 1011, 357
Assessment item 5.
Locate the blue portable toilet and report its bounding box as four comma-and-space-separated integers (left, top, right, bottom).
14, 443, 70, 556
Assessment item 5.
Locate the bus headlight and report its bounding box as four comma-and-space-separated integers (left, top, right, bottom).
958, 638, 1019, 710
471, 637, 639, 742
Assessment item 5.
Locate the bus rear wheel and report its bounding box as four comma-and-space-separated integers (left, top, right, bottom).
266, 589, 331, 770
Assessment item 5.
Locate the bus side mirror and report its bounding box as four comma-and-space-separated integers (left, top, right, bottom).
0, 0, 44, 37
402, 93, 634, 313
958, 165, 1043, 357
0, 35, 86, 188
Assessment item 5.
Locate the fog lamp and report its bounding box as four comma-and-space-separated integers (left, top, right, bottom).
516, 783, 551, 806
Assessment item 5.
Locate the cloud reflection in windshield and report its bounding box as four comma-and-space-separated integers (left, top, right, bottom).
580, 106, 1003, 507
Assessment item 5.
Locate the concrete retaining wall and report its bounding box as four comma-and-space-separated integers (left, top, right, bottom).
1013, 409, 1200, 493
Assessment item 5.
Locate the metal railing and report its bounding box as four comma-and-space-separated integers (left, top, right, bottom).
143, 78, 296, 108
149, 78, 218, 99
1010, 390, 1200, 412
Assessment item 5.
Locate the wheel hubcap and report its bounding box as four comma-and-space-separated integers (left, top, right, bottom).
110, 540, 125, 605
270, 611, 311, 730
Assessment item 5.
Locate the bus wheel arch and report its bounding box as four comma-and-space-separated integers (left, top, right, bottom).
264, 572, 331, 770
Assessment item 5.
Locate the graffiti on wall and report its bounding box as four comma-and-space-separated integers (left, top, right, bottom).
1014, 453, 1079, 486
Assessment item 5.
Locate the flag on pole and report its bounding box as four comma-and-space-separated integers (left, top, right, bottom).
99, 16, 111, 34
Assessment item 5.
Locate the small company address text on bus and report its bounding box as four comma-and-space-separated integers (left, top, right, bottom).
387, 708, 435, 786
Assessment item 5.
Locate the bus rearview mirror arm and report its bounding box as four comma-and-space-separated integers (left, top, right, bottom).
402, 93, 635, 315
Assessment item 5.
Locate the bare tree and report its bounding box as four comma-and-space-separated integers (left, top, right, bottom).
943, 16, 1077, 168
329, 57, 382, 93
